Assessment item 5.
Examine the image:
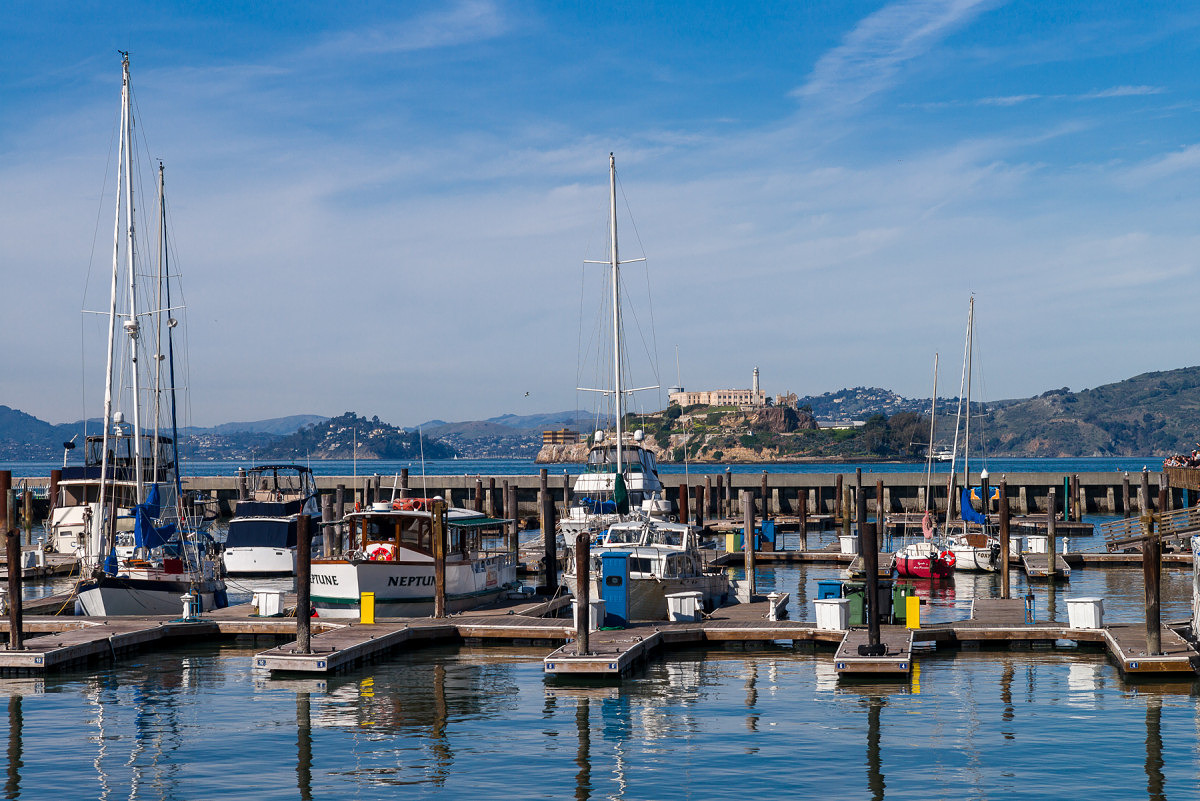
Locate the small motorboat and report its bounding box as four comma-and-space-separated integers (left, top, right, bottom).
895, 541, 955, 579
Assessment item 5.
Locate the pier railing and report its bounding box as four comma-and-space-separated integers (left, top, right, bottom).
1101, 505, 1200, 551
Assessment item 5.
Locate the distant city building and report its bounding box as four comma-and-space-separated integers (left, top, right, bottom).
669, 366, 767, 408
542, 428, 581, 445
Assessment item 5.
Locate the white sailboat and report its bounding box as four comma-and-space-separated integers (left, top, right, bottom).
943, 297, 1002, 573
562, 155, 728, 618
75, 55, 226, 616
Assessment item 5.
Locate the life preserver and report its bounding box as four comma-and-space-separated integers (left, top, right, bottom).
939, 549, 957, 568
368, 544, 394, 561
391, 497, 434, 512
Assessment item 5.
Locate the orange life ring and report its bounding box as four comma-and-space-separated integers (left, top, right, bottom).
391, 497, 434, 512
939, 549, 957, 568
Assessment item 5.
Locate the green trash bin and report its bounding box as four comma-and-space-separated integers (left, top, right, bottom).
892, 582, 914, 622
842, 581, 865, 626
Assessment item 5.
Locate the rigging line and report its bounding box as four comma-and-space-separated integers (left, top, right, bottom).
616, 174, 663, 391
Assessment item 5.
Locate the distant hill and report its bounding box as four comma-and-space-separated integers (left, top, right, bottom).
259, 412, 456, 460
422, 410, 611, 458
207, 415, 328, 436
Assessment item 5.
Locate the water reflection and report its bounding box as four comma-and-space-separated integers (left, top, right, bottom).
865, 696, 885, 801
574, 697, 591, 801
6, 696, 21, 801
296, 692, 312, 801
1144, 697, 1164, 801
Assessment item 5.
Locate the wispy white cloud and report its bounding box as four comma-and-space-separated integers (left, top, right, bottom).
793, 0, 998, 109
1120, 143, 1200, 186
313, 0, 508, 56
1081, 84, 1164, 99
977, 94, 1042, 106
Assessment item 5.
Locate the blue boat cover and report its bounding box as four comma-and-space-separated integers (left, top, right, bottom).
960, 487, 986, 525
225, 518, 298, 549
134, 483, 177, 550
578, 497, 618, 515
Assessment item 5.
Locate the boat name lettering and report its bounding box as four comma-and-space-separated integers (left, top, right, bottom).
388, 575, 435, 587
312, 574, 339, 586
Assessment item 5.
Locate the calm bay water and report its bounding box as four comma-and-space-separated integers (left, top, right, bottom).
6, 556, 1200, 799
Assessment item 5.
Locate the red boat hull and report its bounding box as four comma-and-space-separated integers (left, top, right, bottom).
895, 551, 955, 579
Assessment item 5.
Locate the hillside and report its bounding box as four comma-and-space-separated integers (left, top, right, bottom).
260, 412, 456, 460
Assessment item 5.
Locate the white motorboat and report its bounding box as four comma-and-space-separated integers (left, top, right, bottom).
309, 502, 518, 618
222, 465, 320, 576
563, 517, 728, 620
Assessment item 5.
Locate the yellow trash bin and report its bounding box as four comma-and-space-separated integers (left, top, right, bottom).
360, 591, 375, 625
725, 531, 741, 552
905, 594, 920, 629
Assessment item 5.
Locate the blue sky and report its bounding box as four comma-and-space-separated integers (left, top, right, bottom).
4, 1, 1200, 427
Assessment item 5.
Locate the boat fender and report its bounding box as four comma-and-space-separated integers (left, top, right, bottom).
939, 549, 957, 568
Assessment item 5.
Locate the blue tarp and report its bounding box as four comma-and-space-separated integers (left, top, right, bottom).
133, 483, 176, 550
578, 497, 618, 514
960, 487, 987, 525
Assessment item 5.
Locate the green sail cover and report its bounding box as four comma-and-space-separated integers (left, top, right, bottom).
613, 472, 629, 514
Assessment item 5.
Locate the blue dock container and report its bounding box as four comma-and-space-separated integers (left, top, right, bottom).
600, 551, 630, 628
816, 580, 843, 600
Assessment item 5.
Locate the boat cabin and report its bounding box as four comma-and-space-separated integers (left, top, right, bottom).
337, 507, 514, 564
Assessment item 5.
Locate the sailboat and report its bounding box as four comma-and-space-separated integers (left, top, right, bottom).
74, 55, 227, 616
942, 296, 1002, 573
561, 155, 728, 618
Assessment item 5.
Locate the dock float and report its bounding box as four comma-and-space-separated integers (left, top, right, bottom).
1021, 553, 1072, 581
834, 626, 913, 675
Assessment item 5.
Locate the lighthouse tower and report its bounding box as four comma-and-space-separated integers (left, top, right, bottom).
752, 366, 761, 405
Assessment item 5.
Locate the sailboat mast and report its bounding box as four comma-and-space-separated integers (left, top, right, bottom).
924, 353, 938, 511
95, 54, 129, 565
963, 296, 974, 504
609, 153, 624, 478
160, 164, 184, 521
122, 54, 144, 504
153, 162, 164, 481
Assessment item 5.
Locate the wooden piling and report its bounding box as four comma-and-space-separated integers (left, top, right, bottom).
715, 474, 724, 519
295, 513, 312, 653
855, 468, 863, 524
5, 527, 23, 652
835, 474, 844, 522
320, 494, 334, 557
1123, 473, 1131, 519
21, 490, 31, 544
761, 471, 769, 517
705, 476, 714, 517
562, 470, 570, 509
508, 484, 519, 548
1141, 468, 1151, 514
48, 469, 60, 513
335, 484, 346, 551
798, 488, 808, 548
575, 532, 590, 655
237, 468, 248, 501
541, 488, 558, 591
742, 492, 757, 597
474, 477, 483, 513
999, 480, 1010, 599
863, 519, 879, 648
487, 478, 496, 517
1142, 514, 1161, 655
400, 468, 409, 499
432, 500, 447, 619
856, 480, 866, 557
502, 480, 510, 519
875, 478, 884, 529
724, 468, 732, 518
694, 484, 704, 528
678, 483, 689, 524
1047, 488, 1056, 581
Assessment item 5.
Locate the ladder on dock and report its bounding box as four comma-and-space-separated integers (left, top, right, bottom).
1101, 505, 1200, 552
1021, 552, 1071, 581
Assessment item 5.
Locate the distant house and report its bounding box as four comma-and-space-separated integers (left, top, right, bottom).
542, 428, 580, 445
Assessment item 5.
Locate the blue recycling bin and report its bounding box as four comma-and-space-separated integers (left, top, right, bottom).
817, 580, 843, 600
600, 551, 630, 628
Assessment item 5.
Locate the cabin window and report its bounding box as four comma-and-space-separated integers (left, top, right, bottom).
630, 557, 653, 574
606, 528, 642, 545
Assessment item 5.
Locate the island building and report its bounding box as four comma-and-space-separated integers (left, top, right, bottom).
669, 367, 772, 408
541, 428, 581, 445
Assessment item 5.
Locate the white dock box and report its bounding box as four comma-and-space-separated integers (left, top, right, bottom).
666, 591, 704, 622
814, 598, 850, 631
573, 598, 606, 632
253, 589, 284, 617
839, 534, 859, 555
1067, 597, 1104, 629
1026, 534, 1049, 554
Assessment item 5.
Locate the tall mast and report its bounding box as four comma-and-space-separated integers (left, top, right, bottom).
95, 54, 129, 564
160, 164, 184, 519
924, 353, 938, 512
124, 51, 144, 505
609, 153, 624, 478
153, 162, 164, 480
963, 296, 974, 510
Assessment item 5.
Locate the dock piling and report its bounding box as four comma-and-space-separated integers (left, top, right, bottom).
296, 513, 312, 653
1047, 488, 1056, 580
574, 531, 590, 655
400, 468, 409, 499
743, 492, 757, 598
541, 486, 557, 591
1143, 514, 1162, 655
999, 480, 1010, 599
320, 494, 334, 557
863, 520, 880, 650
433, 500, 447, 619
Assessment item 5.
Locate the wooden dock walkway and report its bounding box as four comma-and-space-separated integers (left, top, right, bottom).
834, 627, 913, 675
